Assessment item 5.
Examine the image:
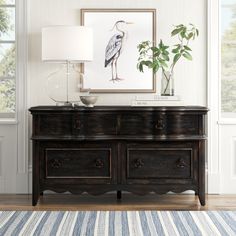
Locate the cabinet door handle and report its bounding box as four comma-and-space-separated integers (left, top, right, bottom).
176, 158, 187, 168
155, 119, 165, 130
74, 120, 83, 130
94, 159, 104, 168
134, 159, 144, 168
116, 116, 121, 134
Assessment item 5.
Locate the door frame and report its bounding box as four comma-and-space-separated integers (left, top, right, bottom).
207, 0, 221, 193
0, 0, 28, 193
15, 0, 29, 193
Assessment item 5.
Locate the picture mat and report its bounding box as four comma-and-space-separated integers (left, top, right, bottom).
82, 10, 155, 92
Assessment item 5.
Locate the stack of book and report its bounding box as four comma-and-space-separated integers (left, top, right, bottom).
131, 95, 184, 106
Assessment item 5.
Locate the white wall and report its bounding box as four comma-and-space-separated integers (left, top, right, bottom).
28, 0, 207, 107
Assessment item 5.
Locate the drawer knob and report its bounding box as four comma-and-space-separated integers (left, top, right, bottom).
176, 158, 187, 168
155, 119, 165, 130
94, 159, 104, 168
74, 120, 83, 130
50, 159, 62, 169
134, 159, 144, 168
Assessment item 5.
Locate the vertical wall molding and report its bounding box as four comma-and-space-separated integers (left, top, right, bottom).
231, 137, 236, 180
0, 136, 4, 192
0, 137, 4, 177
207, 0, 221, 193
15, 0, 29, 193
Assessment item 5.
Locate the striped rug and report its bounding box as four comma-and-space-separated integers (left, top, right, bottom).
0, 211, 235, 236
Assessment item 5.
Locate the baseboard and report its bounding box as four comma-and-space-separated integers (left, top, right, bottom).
208, 173, 220, 194
16, 173, 29, 193
0, 178, 5, 193
28, 170, 32, 194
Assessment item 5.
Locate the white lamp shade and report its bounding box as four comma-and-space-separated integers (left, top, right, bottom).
42, 26, 93, 62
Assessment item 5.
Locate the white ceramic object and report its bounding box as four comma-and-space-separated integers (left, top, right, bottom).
80, 96, 98, 107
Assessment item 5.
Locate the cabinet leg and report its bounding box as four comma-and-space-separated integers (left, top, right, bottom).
32, 141, 40, 206
117, 191, 122, 200
32, 193, 39, 206
199, 193, 206, 206
40, 192, 44, 196
195, 191, 198, 196
198, 140, 206, 206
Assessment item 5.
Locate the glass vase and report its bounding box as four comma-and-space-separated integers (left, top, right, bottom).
47, 64, 81, 105
161, 71, 174, 96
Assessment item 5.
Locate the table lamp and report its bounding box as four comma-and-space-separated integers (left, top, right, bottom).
42, 26, 93, 105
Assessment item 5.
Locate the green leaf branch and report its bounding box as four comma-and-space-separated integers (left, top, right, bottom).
137, 23, 199, 77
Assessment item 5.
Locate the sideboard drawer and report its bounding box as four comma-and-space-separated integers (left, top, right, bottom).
126, 143, 197, 183
45, 148, 112, 179
119, 113, 200, 136
120, 112, 156, 135
34, 114, 72, 136
73, 112, 117, 136
165, 114, 199, 135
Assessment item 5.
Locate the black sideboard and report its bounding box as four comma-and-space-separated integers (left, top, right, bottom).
29, 106, 208, 206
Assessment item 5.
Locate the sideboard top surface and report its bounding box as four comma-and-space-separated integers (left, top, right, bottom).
29, 105, 208, 113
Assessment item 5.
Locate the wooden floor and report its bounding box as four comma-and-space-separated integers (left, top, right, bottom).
0, 194, 236, 211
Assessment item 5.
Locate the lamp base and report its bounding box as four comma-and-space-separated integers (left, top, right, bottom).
55, 101, 81, 107
55, 101, 73, 106
47, 63, 81, 105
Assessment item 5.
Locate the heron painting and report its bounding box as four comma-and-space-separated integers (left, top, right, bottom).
105, 20, 133, 82
81, 9, 156, 92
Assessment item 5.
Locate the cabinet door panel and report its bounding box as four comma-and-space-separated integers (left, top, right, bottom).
46, 148, 111, 178
39, 141, 117, 185
125, 142, 198, 184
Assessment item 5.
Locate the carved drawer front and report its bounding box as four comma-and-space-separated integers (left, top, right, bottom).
119, 113, 199, 136
165, 114, 199, 135
120, 112, 156, 135
127, 147, 193, 180
45, 148, 111, 179
73, 112, 117, 136
36, 114, 72, 136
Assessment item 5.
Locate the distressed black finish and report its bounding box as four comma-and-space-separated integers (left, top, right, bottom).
29, 106, 208, 206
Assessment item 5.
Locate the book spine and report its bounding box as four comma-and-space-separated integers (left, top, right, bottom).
135, 95, 181, 101
131, 100, 184, 106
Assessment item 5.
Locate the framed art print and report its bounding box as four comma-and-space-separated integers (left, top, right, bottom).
81, 9, 156, 93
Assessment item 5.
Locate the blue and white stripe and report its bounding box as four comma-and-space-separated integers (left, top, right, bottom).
0, 211, 235, 236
